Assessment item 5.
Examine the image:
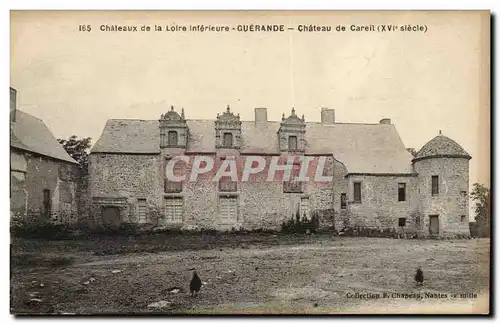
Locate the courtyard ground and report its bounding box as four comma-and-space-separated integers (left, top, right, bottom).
10, 233, 491, 315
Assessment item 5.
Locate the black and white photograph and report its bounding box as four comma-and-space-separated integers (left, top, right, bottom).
8, 9, 491, 315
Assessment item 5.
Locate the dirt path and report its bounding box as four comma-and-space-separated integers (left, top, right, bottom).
10, 236, 490, 315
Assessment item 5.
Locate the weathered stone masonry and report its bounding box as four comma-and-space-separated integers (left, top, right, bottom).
10, 87, 81, 225
89, 106, 472, 237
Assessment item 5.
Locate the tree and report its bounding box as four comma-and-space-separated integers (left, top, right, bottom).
470, 183, 490, 237
57, 136, 92, 174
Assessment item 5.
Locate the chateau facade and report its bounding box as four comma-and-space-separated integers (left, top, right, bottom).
88, 105, 471, 237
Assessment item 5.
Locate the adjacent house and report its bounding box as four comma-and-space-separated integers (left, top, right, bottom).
10, 87, 81, 225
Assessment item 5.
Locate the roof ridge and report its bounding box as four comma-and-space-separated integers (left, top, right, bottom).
105, 118, 387, 126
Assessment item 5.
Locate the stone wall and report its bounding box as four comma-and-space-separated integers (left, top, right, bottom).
88, 153, 161, 226
237, 156, 335, 230
414, 157, 470, 237
344, 174, 419, 233
10, 150, 80, 225
89, 152, 337, 231
331, 159, 348, 230
88, 152, 471, 237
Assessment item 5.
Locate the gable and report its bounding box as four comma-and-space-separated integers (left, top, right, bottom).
10, 110, 78, 164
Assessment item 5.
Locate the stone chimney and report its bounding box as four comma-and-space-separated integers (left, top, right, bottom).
379, 118, 391, 124
254, 108, 267, 125
10, 87, 17, 123
321, 108, 335, 125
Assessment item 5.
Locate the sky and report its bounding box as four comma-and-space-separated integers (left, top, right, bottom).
10, 11, 490, 218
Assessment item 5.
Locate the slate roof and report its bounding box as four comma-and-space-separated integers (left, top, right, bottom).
414, 134, 471, 161
91, 118, 416, 174
10, 110, 78, 164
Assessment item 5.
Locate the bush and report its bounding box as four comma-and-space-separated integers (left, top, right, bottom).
10, 219, 74, 240
92, 223, 142, 236
281, 208, 319, 234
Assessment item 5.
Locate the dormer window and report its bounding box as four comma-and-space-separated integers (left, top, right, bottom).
288, 135, 297, 151
278, 108, 306, 153
223, 132, 233, 148
159, 106, 188, 149
215, 105, 242, 149
168, 131, 178, 146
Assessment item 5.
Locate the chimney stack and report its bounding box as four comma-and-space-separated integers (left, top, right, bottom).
321, 108, 335, 125
254, 108, 268, 125
379, 118, 391, 125
10, 87, 17, 123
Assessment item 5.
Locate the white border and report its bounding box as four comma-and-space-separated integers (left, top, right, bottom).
3, 1, 497, 324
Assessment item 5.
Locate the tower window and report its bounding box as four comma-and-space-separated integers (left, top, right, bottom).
288, 135, 297, 151
341, 193, 347, 209
461, 215, 466, 222
223, 132, 233, 147
353, 182, 362, 203
168, 131, 178, 146
398, 183, 406, 201
431, 175, 439, 196
398, 218, 406, 227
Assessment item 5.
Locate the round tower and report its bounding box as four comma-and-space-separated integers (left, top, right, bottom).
413, 132, 471, 238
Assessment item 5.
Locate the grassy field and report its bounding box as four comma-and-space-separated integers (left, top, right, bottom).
10, 233, 491, 315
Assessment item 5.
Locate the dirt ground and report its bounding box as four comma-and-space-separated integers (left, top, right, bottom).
10, 233, 491, 315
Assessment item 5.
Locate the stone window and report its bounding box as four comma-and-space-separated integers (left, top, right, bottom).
398, 183, 406, 201
165, 179, 183, 193
431, 175, 439, 196
137, 199, 148, 223
219, 176, 237, 192
461, 215, 466, 222
168, 131, 178, 146
164, 197, 183, 223
219, 197, 238, 224
283, 163, 303, 193
398, 217, 406, 227
353, 182, 362, 203
340, 193, 347, 209
300, 197, 310, 219
288, 135, 298, 151
223, 132, 233, 148
164, 158, 183, 193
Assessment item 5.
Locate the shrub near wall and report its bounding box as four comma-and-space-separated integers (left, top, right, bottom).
10, 217, 75, 240
281, 208, 320, 234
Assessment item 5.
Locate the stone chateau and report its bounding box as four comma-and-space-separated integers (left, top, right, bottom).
88, 105, 472, 237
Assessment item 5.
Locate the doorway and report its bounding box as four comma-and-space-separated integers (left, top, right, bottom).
101, 206, 121, 228
429, 215, 439, 236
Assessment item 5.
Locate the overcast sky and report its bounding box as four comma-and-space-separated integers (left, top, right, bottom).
10, 11, 490, 217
